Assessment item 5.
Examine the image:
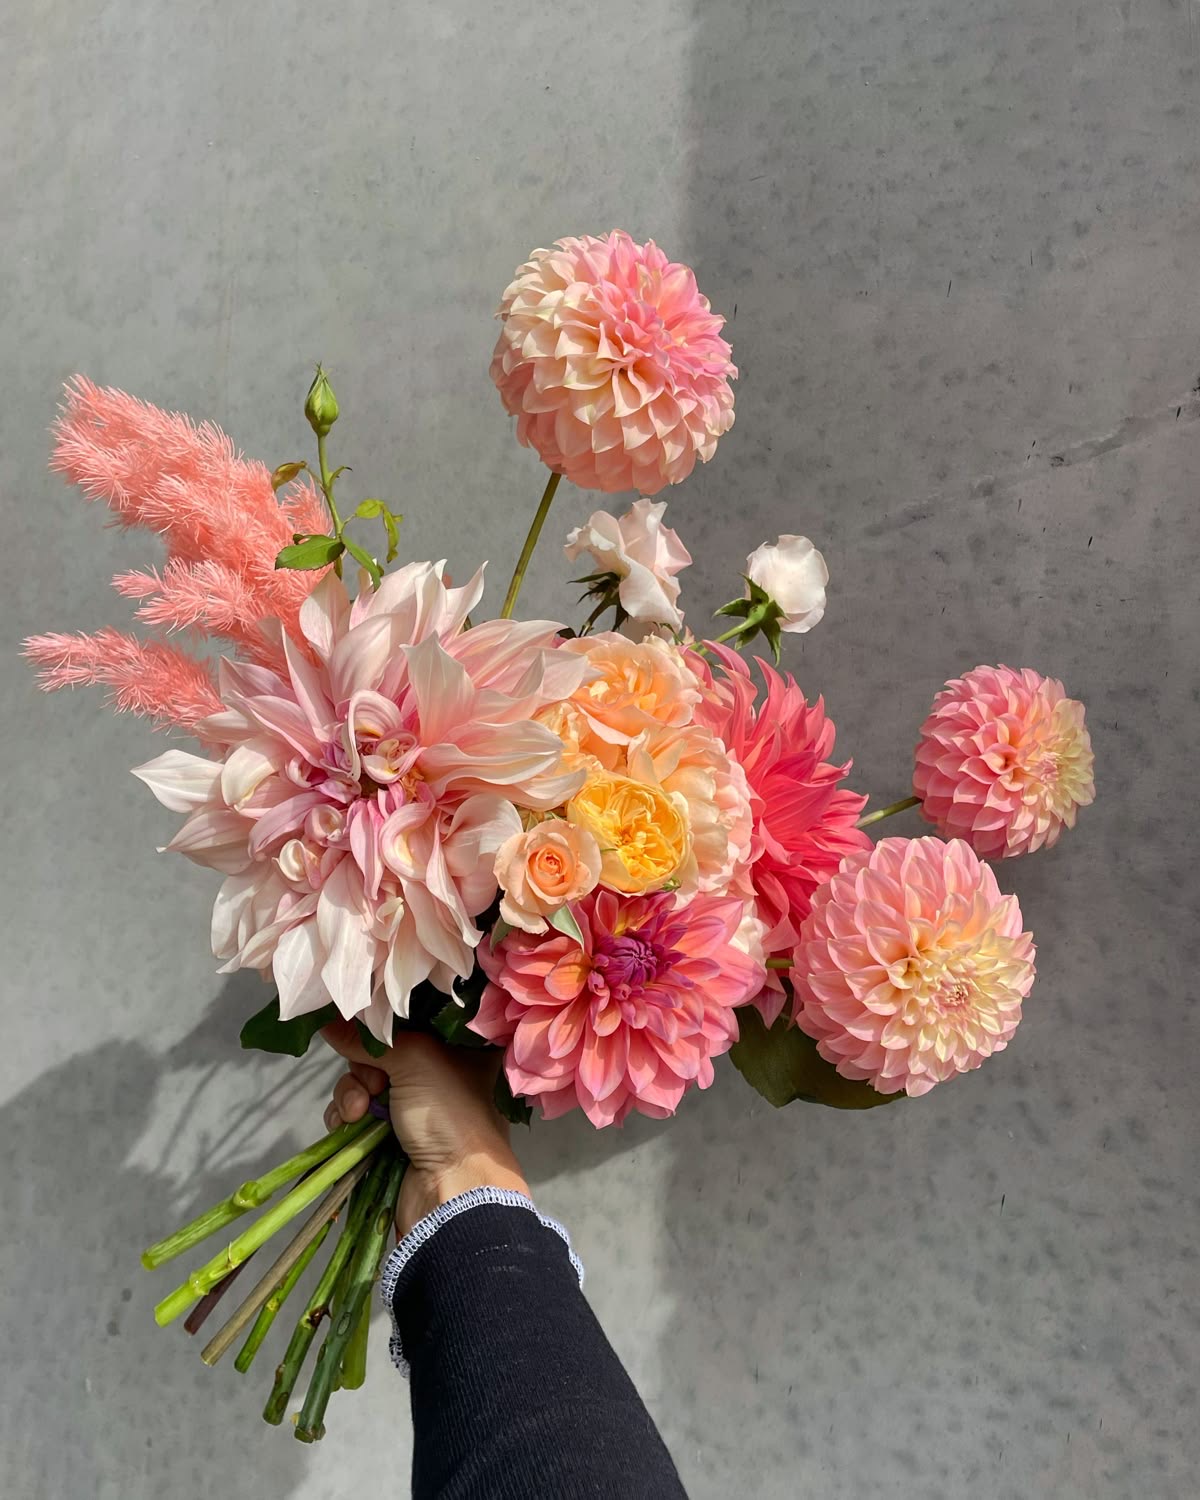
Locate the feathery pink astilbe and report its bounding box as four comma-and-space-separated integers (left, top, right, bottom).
113, 562, 282, 669
23, 629, 223, 733
51, 377, 329, 648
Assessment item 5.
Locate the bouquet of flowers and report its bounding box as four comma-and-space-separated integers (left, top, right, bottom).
25, 230, 1095, 1440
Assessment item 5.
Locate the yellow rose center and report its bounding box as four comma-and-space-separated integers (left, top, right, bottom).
568, 774, 687, 894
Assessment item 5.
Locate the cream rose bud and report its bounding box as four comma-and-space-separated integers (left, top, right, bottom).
494, 820, 603, 933
564, 498, 692, 630
745, 534, 828, 633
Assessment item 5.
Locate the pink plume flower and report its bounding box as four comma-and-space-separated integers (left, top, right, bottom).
794, 837, 1036, 1098
23, 629, 224, 733
692, 648, 870, 1021
490, 231, 736, 495
27, 379, 333, 727
913, 664, 1095, 858
473, 889, 765, 1128
131, 566, 592, 1040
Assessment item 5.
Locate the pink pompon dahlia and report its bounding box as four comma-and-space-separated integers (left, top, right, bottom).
131, 566, 591, 1042
794, 837, 1036, 1098
473, 890, 765, 1128
490, 231, 736, 495
914, 664, 1095, 858
692, 648, 870, 1020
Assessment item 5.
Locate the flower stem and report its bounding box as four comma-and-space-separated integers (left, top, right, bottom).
338, 1293, 371, 1391
766, 957, 792, 970
183, 1256, 254, 1336
200, 1162, 369, 1367
153, 1121, 389, 1326
500, 469, 562, 619
262, 1157, 387, 1426
295, 1156, 405, 1442
857, 794, 921, 828
233, 1216, 335, 1373
316, 432, 344, 534
141, 1115, 375, 1271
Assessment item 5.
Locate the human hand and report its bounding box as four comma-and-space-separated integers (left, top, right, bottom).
321, 1021, 530, 1237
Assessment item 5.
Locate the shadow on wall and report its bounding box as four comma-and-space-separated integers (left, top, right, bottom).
0, 975, 335, 1498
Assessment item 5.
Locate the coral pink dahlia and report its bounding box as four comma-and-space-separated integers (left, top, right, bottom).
793, 837, 1036, 1098
132, 567, 590, 1041
490, 231, 736, 495
473, 890, 765, 1127
914, 664, 1095, 858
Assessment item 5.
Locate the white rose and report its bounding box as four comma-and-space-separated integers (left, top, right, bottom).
565, 498, 692, 630
744, 535, 828, 633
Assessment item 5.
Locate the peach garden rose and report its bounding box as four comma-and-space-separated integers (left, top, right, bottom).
495, 819, 603, 933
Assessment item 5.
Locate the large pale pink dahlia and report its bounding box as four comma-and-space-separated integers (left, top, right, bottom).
914, 664, 1095, 858
692, 649, 870, 1018
793, 837, 1036, 1098
490, 231, 736, 495
473, 890, 765, 1127
132, 566, 590, 1042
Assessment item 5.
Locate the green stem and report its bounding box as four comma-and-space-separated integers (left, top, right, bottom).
858, 794, 921, 828
500, 469, 562, 619
262, 1157, 387, 1426
142, 1115, 375, 1271
153, 1121, 389, 1326
316, 431, 344, 534
294, 1156, 405, 1442
766, 957, 792, 970
338, 1294, 371, 1391
233, 1218, 334, 1374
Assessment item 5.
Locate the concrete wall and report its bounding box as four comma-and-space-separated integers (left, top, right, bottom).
3, 3, 1196, 1496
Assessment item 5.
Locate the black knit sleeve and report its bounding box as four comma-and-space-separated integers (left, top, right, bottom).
388, 1202, 689, 1500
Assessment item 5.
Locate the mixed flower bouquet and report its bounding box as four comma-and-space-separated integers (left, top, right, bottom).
25, 230, 1095, 1439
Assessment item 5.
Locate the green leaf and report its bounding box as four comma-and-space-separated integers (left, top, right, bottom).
240, 995, 337, 1058
382, 509, 401, 563
489, 917, 514, 950
431, 999, 489, 1048
275, 535, 345, 571
546, 904, 585, 946
354, 498, 384, 519
354, 1019, 388, 1058
494, 1070, 533, 1127
343, 536, 383, 588
729, 1005, 903, 1111
271, 460, 307, 492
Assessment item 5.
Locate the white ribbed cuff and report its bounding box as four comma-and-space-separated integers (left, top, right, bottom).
378, 1186, 584, 1376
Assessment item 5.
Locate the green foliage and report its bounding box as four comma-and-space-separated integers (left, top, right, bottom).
354, 1019, 388, 1058
275, 534, 345, 571
342, 535, 383, 589
546, 904, 584, 946
240, 995, 337, 1057
729, 1005, 903, 1110
494, 1070, 533, 1126
271, 460, 308, 492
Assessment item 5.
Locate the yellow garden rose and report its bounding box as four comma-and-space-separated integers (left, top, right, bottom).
567, 773, 689, 894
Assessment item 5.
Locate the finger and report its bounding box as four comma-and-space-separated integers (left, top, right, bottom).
347, 1059, 389, 1096
324, 1102, 342, 1132
333, 1071, 370, 1121
320, 1017, 379, 1069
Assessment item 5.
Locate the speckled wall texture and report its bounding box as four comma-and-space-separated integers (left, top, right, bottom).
2, 3, 1197, 1498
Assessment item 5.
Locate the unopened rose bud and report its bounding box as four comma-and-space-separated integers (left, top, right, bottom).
304, 365, 339, 437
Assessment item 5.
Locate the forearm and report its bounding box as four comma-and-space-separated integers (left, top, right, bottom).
384, 1196, 688, 1500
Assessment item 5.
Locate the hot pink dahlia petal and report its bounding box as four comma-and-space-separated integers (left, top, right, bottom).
913, 665, 1094, 858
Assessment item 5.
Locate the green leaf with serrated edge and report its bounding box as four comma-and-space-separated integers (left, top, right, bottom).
494, 1070, 533, 1126
354, 498, 384, 518
354, 1018, 388, 1058
240, 995, 337, 1057
271, 461, 307, 492
343, 536, 383, 588
547, 904, 585, 946
275, 535, 344, 571
729, 1005, 903, 1110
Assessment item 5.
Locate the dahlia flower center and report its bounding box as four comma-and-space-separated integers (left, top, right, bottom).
589, 932, 680, 1009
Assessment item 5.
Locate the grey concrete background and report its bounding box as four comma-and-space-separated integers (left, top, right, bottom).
2, 2, 1197, 1497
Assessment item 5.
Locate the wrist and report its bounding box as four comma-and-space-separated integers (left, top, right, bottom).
398, 1149, 530, 1237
